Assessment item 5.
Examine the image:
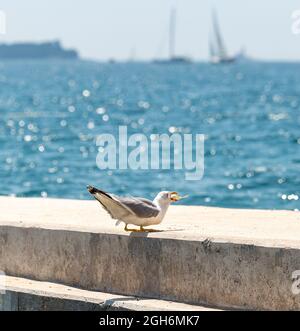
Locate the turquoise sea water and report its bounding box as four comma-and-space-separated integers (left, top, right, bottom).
1, 60, 300, 210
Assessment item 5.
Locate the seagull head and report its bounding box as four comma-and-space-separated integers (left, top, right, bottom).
155, 191, 188, 204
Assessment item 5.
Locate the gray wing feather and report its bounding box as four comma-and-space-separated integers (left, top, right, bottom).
136, 198, 157, 208
117, 196, 160, 218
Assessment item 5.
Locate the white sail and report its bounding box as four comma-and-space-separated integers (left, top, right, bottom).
209, 9, 235, 64
153, 7, 191, 64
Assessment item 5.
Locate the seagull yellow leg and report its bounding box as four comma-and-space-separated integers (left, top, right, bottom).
124, 224, 139, 232
124, 224, 161, 232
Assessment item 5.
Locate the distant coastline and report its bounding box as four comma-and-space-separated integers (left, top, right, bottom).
0, 41, 79, 59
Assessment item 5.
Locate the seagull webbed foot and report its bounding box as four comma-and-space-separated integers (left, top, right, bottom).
124, 224, 139, 232
124, 224, 161, 232
141, 227, 160, 232
139, 226, 163, 232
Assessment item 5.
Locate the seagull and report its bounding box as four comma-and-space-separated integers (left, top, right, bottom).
87, 185, 187, 232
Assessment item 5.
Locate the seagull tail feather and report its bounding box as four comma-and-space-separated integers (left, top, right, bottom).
87, 185, 113, 199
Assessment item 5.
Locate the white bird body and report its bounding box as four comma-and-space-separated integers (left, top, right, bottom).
124, 195, 170, 227
87, 186, 184, 232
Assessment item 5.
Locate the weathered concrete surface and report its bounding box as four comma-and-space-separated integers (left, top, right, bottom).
0, 276, 216, 311
0, 196, 300, 310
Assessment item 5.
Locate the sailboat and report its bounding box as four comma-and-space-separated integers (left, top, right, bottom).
153, 8, 191, 64
209, 10, 236, 64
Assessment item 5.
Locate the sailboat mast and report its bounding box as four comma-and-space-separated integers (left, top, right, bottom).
169, 8, 176, 59
209, 39, 216, 58
212, 9, 227, 59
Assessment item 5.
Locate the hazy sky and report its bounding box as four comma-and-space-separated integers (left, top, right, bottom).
1, 0, 300, 61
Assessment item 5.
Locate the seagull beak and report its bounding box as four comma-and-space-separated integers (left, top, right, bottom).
170, 192, 188, 202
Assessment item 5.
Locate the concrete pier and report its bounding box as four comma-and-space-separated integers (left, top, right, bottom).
0, 276, 214, 311
0, 196, 300, 310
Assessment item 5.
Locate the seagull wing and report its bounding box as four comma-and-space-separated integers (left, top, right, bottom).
117, 196, 160, 218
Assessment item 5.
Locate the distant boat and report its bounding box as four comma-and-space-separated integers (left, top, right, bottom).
153, 8, 191, 64
209, 10, 236, 64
